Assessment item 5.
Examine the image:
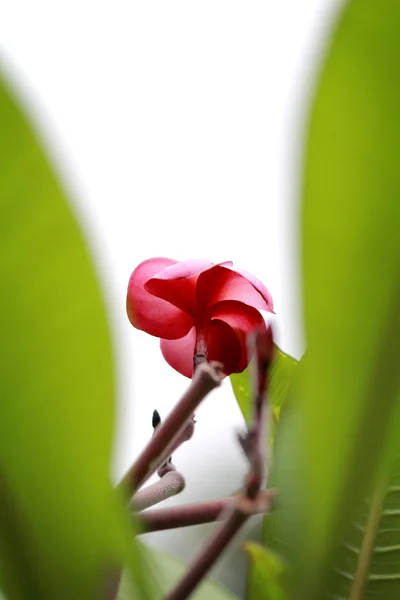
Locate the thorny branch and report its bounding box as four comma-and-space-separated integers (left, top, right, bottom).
164, 325, 275, 600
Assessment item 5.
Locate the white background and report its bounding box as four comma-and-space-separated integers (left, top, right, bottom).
0, 1, 342, 596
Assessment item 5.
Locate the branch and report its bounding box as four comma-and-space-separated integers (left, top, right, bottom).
137, 489, 276, 532
167, 512, 248, 600
129, 409, 195, 511
240, 325, 274, 498
164, 326, 274, 600
111, 412, 195, 600
131, 471, 186, 511
117, 361, 223, 497
154, 410, 195, 479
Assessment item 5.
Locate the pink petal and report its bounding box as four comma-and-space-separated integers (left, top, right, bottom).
211, 300, 267, 372
160, 327, 196, 378
150, 259, 220, 280
196, 265, 274, 314
127, 257, 193, 340
206, 319, 242, 375
230, 267, 274, 313
145, 259, 233, 317
160, 319, 242, 378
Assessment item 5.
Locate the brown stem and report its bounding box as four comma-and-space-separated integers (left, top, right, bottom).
156, 416, 195, 478
164, 327, 274, 600
117, 361, 223, 496
166, 510, 248, 600
137, 490, 276, 532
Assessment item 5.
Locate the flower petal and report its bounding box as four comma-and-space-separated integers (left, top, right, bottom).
196, 265, 274, 314
150, 259, 220, 280
160, 327, 196, 378
229, 267, 274, 313
160, 319, 242, 377
211, 300, 267, 371
206, 319, 242, 375
145, 259, 232, 317
127, 257, 193, 339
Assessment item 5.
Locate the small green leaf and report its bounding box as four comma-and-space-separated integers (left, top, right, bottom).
244, 542, 286, 600
118, 543, 239, 600
230, 345, 298, 424
0, 68, 136, 598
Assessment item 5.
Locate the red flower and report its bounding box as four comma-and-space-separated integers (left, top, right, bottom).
126, 258, 274, 377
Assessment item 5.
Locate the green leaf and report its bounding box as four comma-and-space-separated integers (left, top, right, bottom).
244, 542, 286, 600
230, 345, 298, 424
118, 543, 239, 600
329, 401, 400, 599
273, 1, 400, 598
335, 471, 400, 598
0, 69, 134, 598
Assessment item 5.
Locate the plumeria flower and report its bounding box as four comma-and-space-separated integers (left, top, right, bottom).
126, 258, 274, 377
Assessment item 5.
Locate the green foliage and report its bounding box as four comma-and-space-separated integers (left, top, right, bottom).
230, 345, 298, 425
119, 543, 239, 600
0, 70, 135, 599
272, 1, 400, 598
331, 454, 400, 598
244, 542, 286, 600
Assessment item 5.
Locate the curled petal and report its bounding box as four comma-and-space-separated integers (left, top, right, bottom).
127, 257, 193, 339
230, 267, 274, 313
197, 265, 274, 314
206, 319, 242, 375
160, 327, 196, 378
211, 300, 267, 372
150, 259, 221, 280
145, 259, 233, 317
160, 319, 242, 378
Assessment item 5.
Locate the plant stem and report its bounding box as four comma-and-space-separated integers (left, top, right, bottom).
138, 490, 275, 532
117, 361, 223, 496
131, 471, 186, 511
166, 510, 248, 600
155, 416, 195, 478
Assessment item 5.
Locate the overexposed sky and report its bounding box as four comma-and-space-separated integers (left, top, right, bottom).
0, 1, 342, 595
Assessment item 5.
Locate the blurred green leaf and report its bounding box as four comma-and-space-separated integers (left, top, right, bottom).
331, 457, 400, 598
0, 69, 135, 598
324, 399, 400, 599
118, 543, 239, 600
230, 345, 298, 424
244, 542, 286, 600
273, 1, 400, 598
